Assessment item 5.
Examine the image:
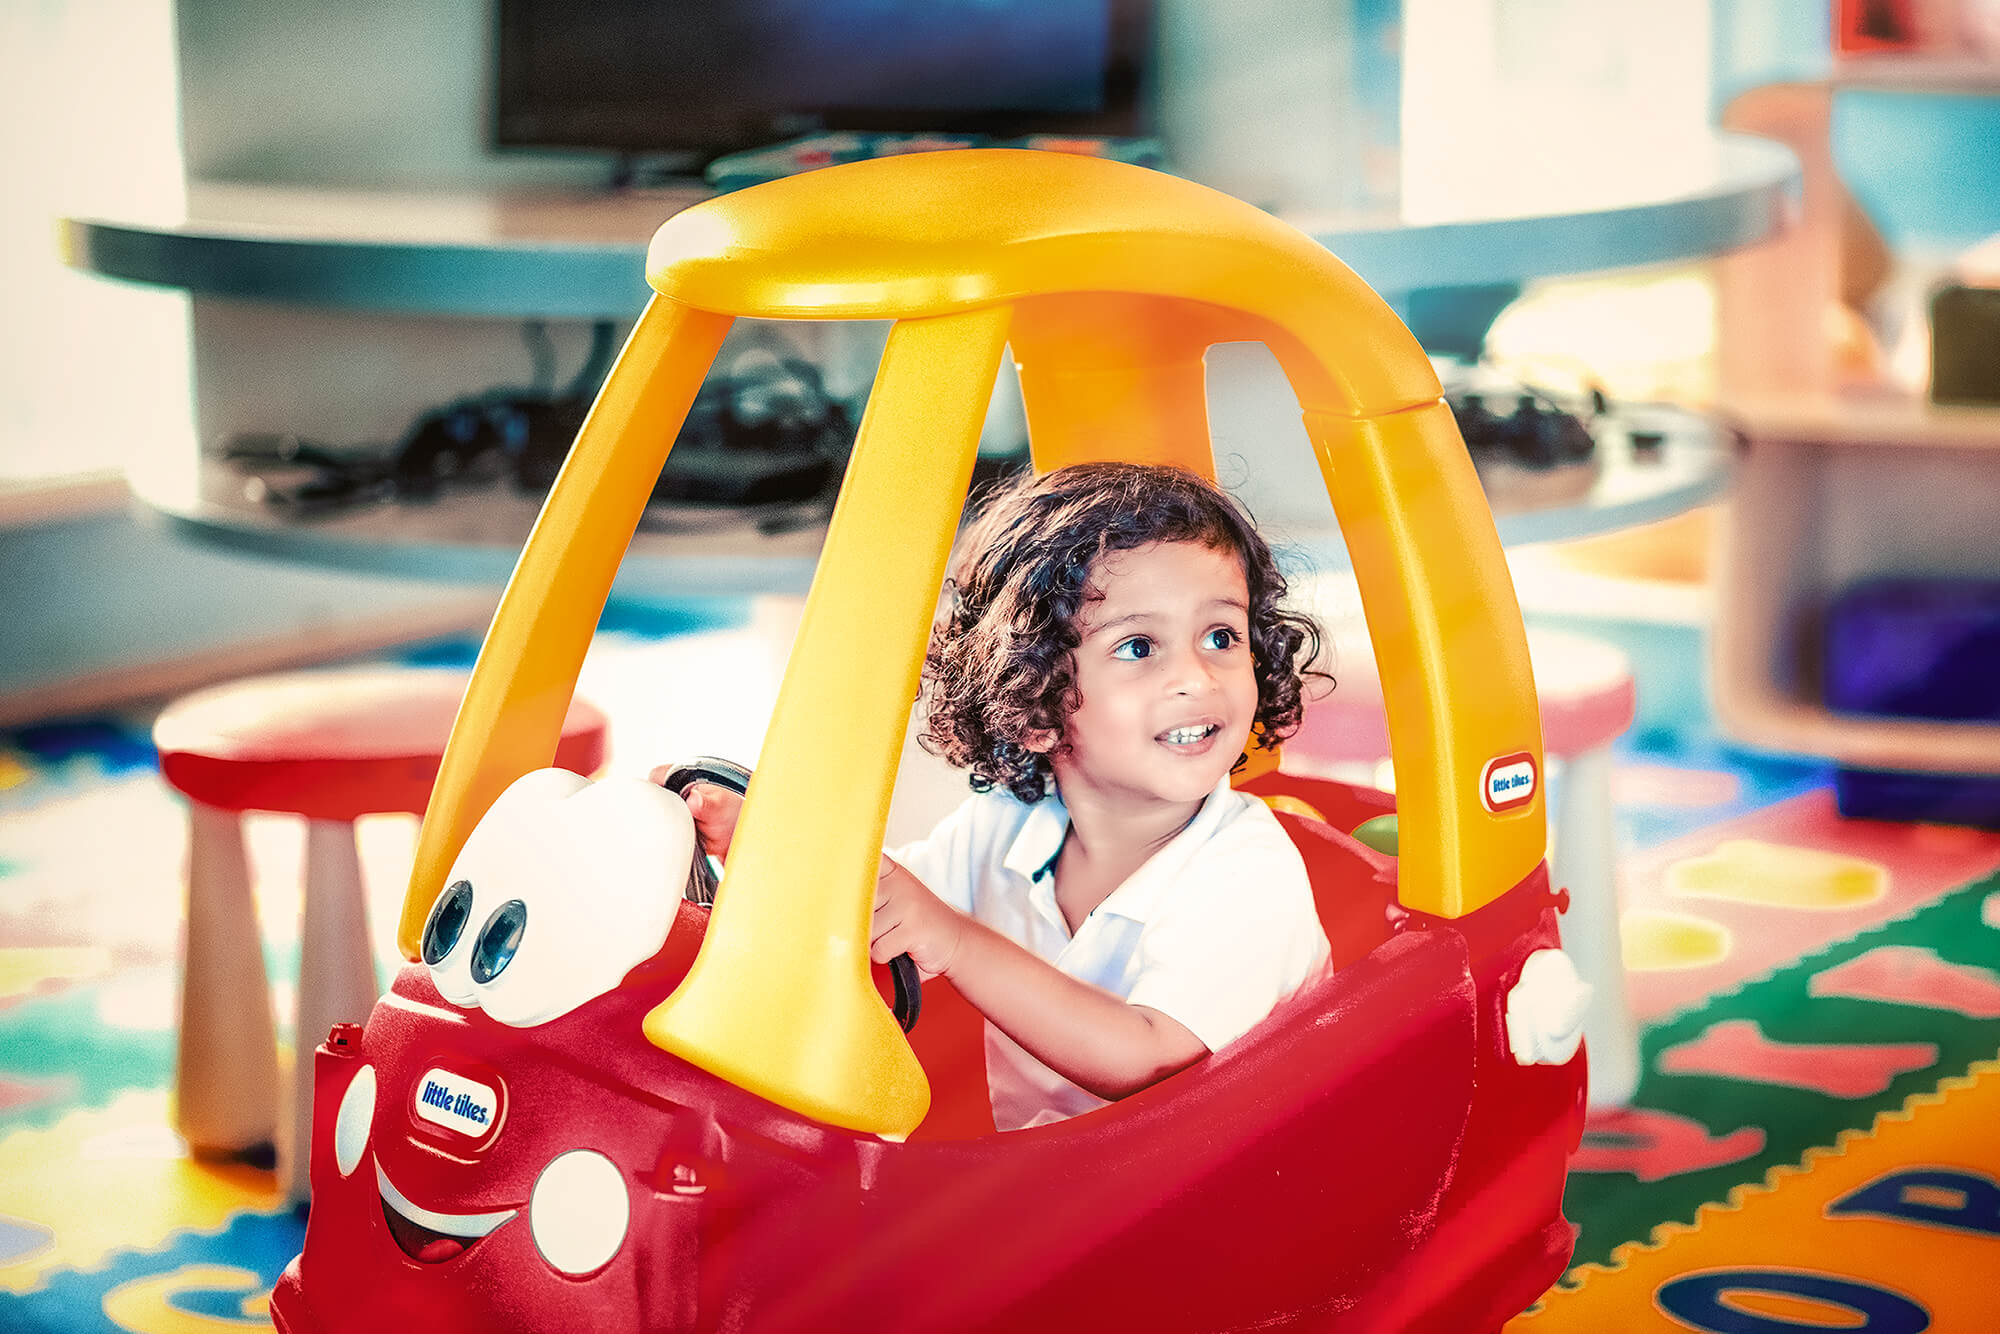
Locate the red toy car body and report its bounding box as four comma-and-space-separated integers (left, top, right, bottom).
272, 773, 1583, 1334
273, 150, 1591, 1331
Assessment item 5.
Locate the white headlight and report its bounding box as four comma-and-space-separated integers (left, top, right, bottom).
530, 1150, 629, 1275
333, 1064, 376, 1177
1506, 949, 1593, 1066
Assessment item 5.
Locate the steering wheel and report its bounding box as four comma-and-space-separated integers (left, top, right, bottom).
657, 757, 922, 1034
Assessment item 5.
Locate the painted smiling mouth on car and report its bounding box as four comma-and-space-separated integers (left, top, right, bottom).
378, 1163, 518, 1264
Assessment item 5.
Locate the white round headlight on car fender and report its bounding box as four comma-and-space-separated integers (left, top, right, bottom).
530, 1150, 630, 1275
1506, 948, 1594, 1066
333, 1064, 376, 1177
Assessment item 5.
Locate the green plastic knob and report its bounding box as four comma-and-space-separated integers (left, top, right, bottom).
1351, 814, 1399, 857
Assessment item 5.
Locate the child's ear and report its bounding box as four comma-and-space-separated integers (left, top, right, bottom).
1021, 728, 1059, 755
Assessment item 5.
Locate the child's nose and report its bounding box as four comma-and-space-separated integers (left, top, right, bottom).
1166, 648, 1218, 695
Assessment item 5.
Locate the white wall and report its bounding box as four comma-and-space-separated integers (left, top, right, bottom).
2, 1, 189, 484
1401, 0, 1713, 223
0, 2, 503, 722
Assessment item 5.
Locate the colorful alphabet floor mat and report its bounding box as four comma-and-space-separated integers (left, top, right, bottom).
3, 616, 1999, 1332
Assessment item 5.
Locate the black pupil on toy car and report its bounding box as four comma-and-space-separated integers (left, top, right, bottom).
422, 880, 473, 966
470, 899, 528, 984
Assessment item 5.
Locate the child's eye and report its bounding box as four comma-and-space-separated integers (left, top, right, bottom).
1203, 627, 1243, 651
1111, 636, 1153, 661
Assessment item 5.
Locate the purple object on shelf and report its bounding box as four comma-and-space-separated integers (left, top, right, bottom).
1824, 578, 2000, 828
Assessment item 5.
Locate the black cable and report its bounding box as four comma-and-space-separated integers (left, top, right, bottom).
562, 321, 619, 402
522, 320, 557, 398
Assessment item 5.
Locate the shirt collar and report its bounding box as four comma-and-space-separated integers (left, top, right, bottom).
1002, 777, 1238, 927
1002, 789, 1071, 884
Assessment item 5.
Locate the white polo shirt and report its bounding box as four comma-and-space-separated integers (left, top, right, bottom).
890, 778, 1331, 1131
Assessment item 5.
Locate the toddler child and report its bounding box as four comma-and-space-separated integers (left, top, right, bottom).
671, 462, 1332, 1130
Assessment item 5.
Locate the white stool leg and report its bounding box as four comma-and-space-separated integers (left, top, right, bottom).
1552, 745, 1640, 1108
283, 818, 382, 1202
175, 802, 281, 1156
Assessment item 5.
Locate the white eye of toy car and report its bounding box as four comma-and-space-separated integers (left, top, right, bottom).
422, 769, 697, 1026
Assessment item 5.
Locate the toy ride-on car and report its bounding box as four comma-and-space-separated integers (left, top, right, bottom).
271, 150, 1589, 1333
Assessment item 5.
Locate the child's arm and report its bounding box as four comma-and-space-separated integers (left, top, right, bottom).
873, 860, 1208, 1101
654, 777, 1201, 1099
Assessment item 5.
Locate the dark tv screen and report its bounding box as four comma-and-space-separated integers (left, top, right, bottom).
495, 1, 1153, 162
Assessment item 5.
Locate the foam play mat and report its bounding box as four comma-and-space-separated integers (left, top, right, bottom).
4, 615, 1998, 1332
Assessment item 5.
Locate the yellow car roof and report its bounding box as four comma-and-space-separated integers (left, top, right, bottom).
646, 149, 1440, 419
402, 150, 1546, 1137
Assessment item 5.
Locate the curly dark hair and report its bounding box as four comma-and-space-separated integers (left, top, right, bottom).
920, 462, 1327, 803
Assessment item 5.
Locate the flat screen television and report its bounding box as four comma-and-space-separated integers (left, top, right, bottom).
494, 0, 1154, 169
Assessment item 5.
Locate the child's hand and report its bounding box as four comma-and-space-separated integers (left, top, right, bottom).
648, 768, 743, 861
872, 857, 964, 981
683, 784, 742, 861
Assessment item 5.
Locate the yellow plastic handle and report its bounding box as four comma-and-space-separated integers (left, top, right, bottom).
644, 304, 1011, 1136
1307, 403, 1545, 918
398, 297, 731, 960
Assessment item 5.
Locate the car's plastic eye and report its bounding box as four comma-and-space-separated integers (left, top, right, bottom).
470, 899, 528, 984
434, 768, 697, 1027
422, 880, 474, 966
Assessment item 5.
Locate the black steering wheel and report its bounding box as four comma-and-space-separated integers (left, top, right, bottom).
657, 757, 922, 1034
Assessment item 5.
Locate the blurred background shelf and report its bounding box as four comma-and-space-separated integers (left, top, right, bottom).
130, 459, 827, 600
1723, 387, 2000, 447
60, 132, 1798, 318
68, 132, 1776, 601
1710, 386, 2000, 775
130, 402, 1729, 598
1710, 56, 2000, 781
1831, 52, 2000, 92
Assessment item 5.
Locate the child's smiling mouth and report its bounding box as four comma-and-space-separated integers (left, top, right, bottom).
1158, 722, 1222, 751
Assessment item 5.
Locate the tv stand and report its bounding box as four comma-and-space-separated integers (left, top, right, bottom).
59, 133, 1792, 596
605, 152, 709, 194
62, 132, 1794, 317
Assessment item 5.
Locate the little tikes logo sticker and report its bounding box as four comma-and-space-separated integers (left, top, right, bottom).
1481, 752, 1538, 813
413, 1067, 497, 1138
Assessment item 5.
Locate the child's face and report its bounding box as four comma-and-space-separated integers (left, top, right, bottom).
1047, 540, 1259, 815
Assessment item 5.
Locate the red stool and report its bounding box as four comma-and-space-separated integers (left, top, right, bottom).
1290, 623, 1640, 1107
154, 667, 608, 1199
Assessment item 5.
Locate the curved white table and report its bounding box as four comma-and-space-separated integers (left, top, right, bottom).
62, 133, 1798, 317
129, 405, 1728, 602
80, 136, 1769, 598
